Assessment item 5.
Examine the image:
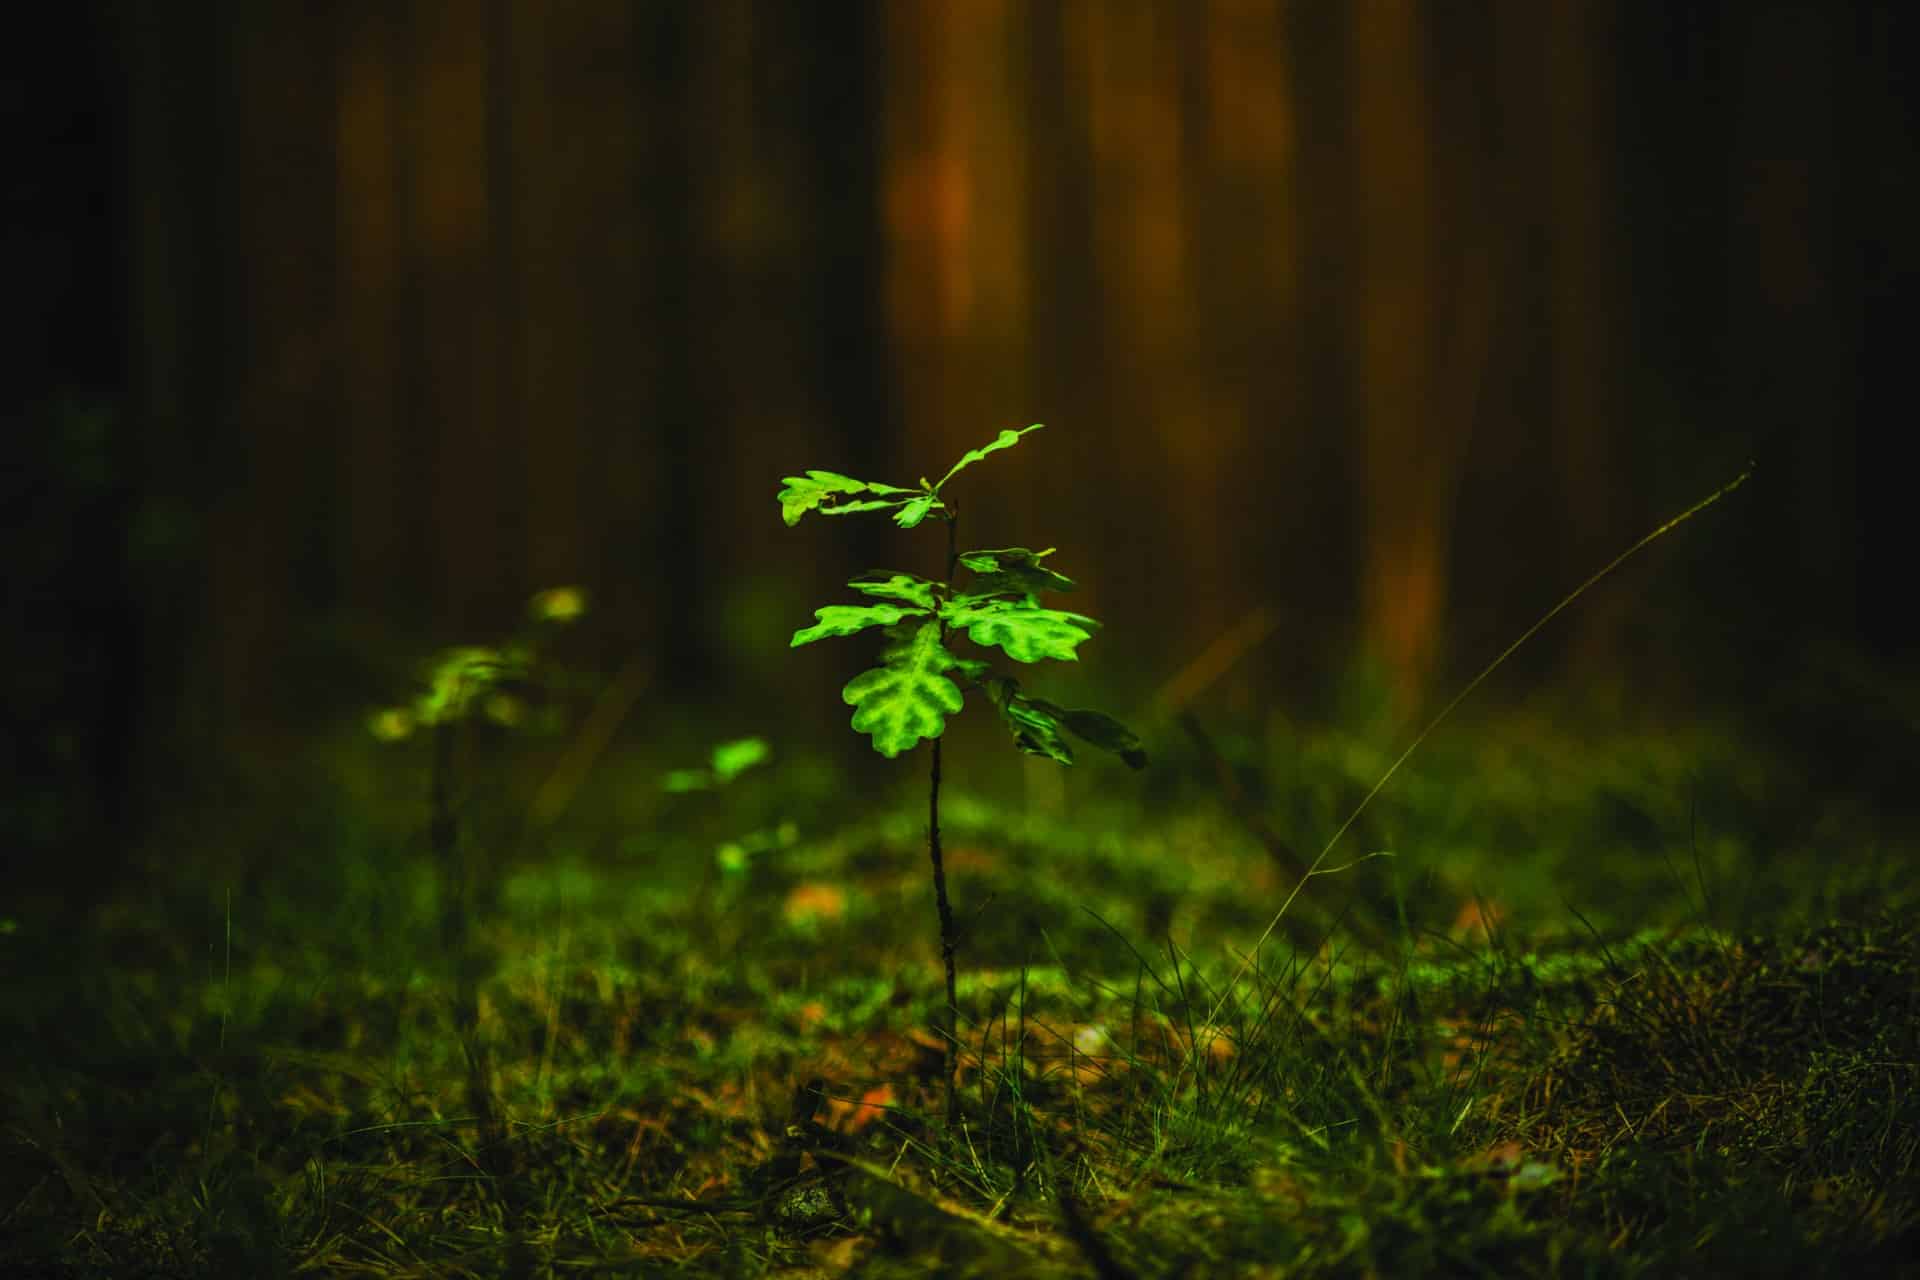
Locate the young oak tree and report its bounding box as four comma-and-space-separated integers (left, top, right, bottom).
779, 424, 1145, 1121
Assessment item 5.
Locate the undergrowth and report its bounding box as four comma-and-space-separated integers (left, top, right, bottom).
3, 695, 1916, 1277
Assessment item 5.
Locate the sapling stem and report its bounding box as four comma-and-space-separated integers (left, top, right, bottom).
429, 697, 506, 1191
927, 503, 962, 1122
928, 734, 959, 1121
431, 717, 462, 966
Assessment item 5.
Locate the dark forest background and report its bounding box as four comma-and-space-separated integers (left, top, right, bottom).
5, 2, 1915, 905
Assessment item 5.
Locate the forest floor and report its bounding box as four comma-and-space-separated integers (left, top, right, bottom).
4, 689, 1918, 1277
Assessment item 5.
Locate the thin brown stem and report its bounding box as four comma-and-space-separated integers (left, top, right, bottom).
928, 734, 958, 1123
431, 712, 508, 1198
431, 719, 462, 965
927, 505, 963, 1124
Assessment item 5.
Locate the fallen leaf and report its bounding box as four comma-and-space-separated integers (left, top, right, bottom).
1451, 897, 1506, 938
810, 1234, 867, 1272
827, 1083, 895, 1133
784, 882, 848, 924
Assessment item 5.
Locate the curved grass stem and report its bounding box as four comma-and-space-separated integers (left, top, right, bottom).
1189, 459, 1757, 1068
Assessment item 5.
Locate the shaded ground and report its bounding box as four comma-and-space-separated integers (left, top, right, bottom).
3, 695, 1917, 1277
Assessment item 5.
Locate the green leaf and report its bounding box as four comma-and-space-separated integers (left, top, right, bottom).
777, 470, 915, 526
933, 423, 1044, 492
791, 603, 929, 648
956, 547, 1054, 574
841, 620, 965, 757
868, 617, 921, 654
711, 736, 770, 781
777, 470, 861, 525
416, 645, 525, 724
985, 677, 1076, 765
958, 546, 1076, 598
846, 571, 942, 610
984, 677, 1147, 769
940, 599, 1099, 663
893, 494, 940, 529
663, 737, 770, 792
1034, 700, 1148, 769
820, 498, 914, 519
527, 585, 589, 624
948, 656, 993, 683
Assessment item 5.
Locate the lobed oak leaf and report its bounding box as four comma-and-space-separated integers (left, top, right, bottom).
841, 621, 965, 757
778, 470, 915, 526
932, 423, 1044, 491
942, 600, 1099, 663
845, 571, 941, 611
791, 603, 929, 648
957, 547, 1075, 599
893, 495, 939, 529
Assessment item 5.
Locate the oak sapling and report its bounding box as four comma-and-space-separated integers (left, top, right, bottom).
368, 585, 589, 1197
779, 423, 1145, 1121
371, 585, 592, 939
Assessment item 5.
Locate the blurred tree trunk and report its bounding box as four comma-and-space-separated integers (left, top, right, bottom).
502, 2, 586, 594
337, 1, 409, 636
1348, 0, 1450, 718
124, 0, 225, 777
415, 0, 506, 634
1081, 4, 1207, 643
1728, 7, 1853, 661
207, 2, 338, 747
1543, 0, 1627, 678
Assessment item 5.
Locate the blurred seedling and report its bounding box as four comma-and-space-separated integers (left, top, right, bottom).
367, 585, 590, 1200
657, 736, 797, 883
368, 585, 589, 745
778, 423, 1146, 1122
369, 586, 593, 916
661, 735, 770, 794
